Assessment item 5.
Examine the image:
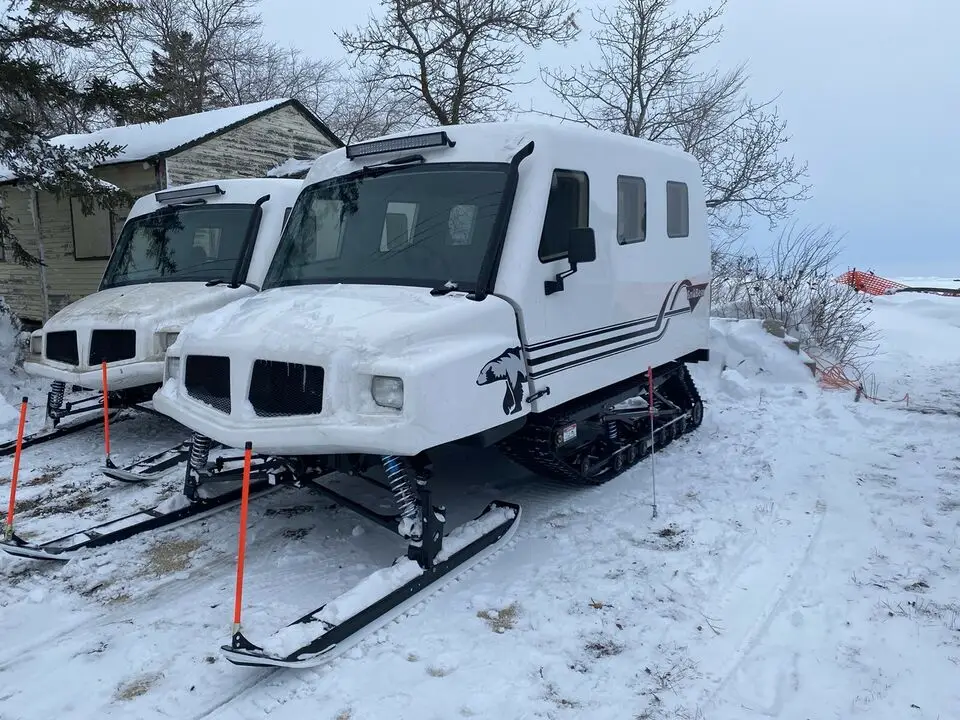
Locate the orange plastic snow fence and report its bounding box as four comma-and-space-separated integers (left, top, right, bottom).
835, 268, 908, 296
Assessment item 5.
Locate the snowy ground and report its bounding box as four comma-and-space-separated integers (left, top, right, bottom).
1, 285, 959, 720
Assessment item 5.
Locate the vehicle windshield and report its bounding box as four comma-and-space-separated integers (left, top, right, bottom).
100, 204, 257, 289
262, 163, 510, 291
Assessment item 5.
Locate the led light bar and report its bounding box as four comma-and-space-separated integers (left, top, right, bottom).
155, 184, 225, 204
345, 131, 455, 160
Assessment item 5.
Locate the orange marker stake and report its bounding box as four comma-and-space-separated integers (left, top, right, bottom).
101, 361, 113, 467
232, 441, 254, 635
3, 396, 29, 539
648, 366, 658, 519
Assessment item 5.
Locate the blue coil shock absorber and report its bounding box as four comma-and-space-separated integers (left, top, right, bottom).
382, 455, 420, 533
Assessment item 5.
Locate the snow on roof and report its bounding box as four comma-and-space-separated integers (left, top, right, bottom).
267, 156, 317, 179
0, 98, 292, 183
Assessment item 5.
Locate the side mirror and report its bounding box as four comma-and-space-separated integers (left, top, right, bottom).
567, 228, 596, 265
545, 226, 597, 296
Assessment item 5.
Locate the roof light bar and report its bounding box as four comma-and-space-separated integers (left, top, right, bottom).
345, 131, 455, 160
155, 184, 225, 204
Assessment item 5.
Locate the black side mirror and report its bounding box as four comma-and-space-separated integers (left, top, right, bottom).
567, 227, 596, 265
545, 226, 597, 296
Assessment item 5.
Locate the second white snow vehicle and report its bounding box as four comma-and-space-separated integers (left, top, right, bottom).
9, 178, 302, 482
3, 123, 710, 665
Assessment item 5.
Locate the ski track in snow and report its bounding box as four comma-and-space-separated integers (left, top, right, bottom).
0, 293, 959, 719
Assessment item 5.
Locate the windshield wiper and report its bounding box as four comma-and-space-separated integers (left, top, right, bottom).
430, 281, 460, 296
360, 154, 425, 178
206, 279, 259, 290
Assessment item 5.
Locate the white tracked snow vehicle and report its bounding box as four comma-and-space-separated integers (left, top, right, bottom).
2, 123, 710, 665
6, 178, 302, 483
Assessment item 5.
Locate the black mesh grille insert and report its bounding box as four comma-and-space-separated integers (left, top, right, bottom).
89, 329, 136, 365
184, 355, 231, 413
45, 331, 79, 365
249, 360, 323, 417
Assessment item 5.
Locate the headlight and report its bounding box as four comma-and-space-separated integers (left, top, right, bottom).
164, 355, 181, 383
30, 333, 42, 355
154, 331, 179, 354
371, 376, 403, 409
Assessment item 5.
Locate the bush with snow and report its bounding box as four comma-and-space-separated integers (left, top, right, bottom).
711, 222, 878, 370
0, 295, 24, 370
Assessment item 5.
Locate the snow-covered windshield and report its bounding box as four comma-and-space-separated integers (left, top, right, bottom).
100, 204, 257, 289
262, 163, 510, 291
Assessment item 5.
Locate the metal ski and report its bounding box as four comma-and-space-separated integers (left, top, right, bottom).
223, 464, 521, 668
103, 440, 200, 483
0, 478, 277, 562
0, 409, 126, 457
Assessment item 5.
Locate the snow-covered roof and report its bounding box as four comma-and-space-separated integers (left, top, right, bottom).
0, 98, 342, 184
267, 156, 317, 179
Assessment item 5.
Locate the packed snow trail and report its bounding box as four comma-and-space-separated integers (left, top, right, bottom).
0, 296, 959, 719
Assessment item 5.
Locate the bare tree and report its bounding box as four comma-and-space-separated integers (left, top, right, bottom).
319, 57, 424, 143
92, 0, 261, 112
539, 0, 809, 240
337, 0, 580, 126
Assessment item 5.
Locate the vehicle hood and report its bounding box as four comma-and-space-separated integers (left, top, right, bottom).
43, 282, 256, 334
177, 284, 512, 361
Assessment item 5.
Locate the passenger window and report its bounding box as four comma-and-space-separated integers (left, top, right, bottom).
617, 176, 646, 244
538, 169, 589, 262
666, 181, 689, 238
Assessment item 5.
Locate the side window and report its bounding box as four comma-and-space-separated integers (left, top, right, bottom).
666, 181, 689, 238
617, 176, 646, 244
538, 169, 589, 262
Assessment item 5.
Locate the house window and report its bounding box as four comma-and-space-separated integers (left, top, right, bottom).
617, 176, 646, 244
71, 198, 114, 260
538, 169, 589, 262
666, 181, 689, 238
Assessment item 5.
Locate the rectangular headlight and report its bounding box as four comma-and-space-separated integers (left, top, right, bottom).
371, 376, 403, 409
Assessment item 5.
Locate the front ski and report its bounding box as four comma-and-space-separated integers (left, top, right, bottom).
222, 499, 520, 668
103, 440, 197, 483
0, 478, 276, 562
0, 410, 126, 457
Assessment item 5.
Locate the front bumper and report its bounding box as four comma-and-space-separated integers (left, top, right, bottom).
152, 382, 419, 456
23, 358, 163, 391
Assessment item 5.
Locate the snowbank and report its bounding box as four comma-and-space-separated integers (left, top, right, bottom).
696, 317, 817, 401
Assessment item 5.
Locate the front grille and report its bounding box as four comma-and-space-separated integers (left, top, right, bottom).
184, 355, 231, 413
89, 329, 136, 365
249, 360, 324, 417
45, 331, 79, 365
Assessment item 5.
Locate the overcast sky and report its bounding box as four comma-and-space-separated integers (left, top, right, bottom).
260, 0, 960, 277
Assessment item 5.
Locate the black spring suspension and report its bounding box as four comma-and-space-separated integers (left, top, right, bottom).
189, 433, 213, 469
48, 380, 65, 410
382, 455, 421, 536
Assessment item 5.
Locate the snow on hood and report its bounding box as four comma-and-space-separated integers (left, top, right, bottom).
42, 282, 255, 334
180, 284, 502, 361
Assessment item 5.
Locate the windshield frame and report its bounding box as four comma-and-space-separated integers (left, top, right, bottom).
261, 161, 515, 294
98, 201, 264, 291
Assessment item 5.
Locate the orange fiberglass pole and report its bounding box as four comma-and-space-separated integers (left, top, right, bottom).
101, 361, 111, 465
3, 397, 29, 539
648, 366, 658, 519
233, 441, 254, 634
